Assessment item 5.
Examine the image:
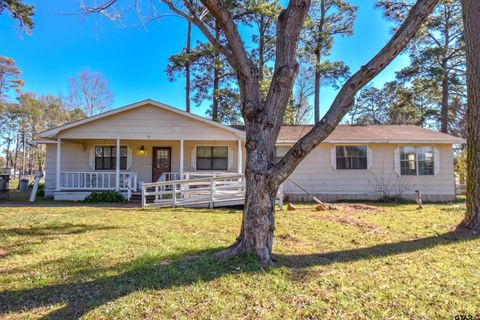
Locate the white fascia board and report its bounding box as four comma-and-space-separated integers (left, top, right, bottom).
38, 99, 246, 140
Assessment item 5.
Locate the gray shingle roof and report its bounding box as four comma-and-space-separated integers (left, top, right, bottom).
230, 125, 465, 144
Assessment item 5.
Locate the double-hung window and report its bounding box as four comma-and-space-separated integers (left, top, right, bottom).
336, 145, 368, 170
400, 146, 434, 176
95, 146, 127, 170
196, 146, 228, 170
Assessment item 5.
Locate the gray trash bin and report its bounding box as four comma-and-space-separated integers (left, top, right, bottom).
19, 178, 29, 192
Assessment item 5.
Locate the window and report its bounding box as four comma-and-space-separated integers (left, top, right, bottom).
196, 146, 228, 170
274, 146, 290, 164
400, 146, 434, 176
336, 145, 368, 170
95, 146, 127, 170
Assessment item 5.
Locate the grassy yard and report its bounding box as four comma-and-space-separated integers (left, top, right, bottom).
0, 201, 479, 319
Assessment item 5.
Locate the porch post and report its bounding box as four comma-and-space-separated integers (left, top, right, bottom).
180, 139, 184, 176
237, 140, 242, 174
115, 138, 120, 191
56, 138, 61, 191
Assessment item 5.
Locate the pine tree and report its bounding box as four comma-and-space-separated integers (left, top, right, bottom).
460, 0, 480, 232
377, 0, 466, 134
301, 0, 357, 123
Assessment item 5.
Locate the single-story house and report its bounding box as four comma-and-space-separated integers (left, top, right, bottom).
35, 99, 464, 202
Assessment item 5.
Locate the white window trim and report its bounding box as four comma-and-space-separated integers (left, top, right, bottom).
193, 144, 232, 171
396, 145, 439, 177
331, 144, 371, 171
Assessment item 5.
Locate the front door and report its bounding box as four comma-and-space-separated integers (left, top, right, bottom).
152, 147, 171, 182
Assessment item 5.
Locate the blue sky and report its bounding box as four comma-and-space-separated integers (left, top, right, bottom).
0, 0, 408, 123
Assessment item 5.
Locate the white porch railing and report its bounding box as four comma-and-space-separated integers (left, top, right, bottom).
142, 174, 284, 210
60, 171, 137, 192
156, 171, 241, 183
157, 172, 182, 182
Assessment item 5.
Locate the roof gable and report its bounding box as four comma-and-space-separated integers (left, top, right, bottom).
38, 100, 245, 141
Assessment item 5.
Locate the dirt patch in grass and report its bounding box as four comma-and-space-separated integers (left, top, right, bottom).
336, 203, 384, 212
315, 214, 384, 233
277, 233, 301, 243
0, 248, 7, 258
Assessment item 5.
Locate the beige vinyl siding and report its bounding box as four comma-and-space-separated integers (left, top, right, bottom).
45, 139, 455, 202
45, 144, 55, 196
57, 104, 240, 141
44, 139, 245, 196
284, 143, 455, 201
45, 142, 91, 196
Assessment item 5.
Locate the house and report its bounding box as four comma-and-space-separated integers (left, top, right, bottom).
35, 99, 464, 203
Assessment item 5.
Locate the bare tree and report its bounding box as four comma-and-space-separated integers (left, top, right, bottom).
68, 70, 113, 117
83, 0, 439, 266
283, 69, 314, 124
460, 0, 480, 232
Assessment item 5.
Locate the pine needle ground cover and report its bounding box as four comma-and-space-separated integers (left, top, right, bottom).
0, 202, 478, 319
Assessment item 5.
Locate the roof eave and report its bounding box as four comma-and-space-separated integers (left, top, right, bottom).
37, 99, 246, 140
276, 139, 466, 144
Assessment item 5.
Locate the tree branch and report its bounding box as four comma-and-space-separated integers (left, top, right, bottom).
159, 0, 238, 68
200, 0, 253, 79
263, 0, 311, 133
272, 0, 440, 184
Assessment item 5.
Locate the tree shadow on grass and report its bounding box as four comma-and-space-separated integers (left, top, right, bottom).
0, 229, 477, 319
0, 223, 120, 258
0, 223, 119, 237
275, 228, 478, 268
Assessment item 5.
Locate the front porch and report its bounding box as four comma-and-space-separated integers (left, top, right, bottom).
49, 138, 245, 202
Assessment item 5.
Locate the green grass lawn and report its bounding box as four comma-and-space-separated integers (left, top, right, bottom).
0, 201, 479, 319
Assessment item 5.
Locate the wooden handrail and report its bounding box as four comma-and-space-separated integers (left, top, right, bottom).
141, 174, 283, 211
142, 174, 245, 188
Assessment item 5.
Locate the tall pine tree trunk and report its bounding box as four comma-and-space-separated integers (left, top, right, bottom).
13, 131, 20, 180
258, 15, 265, 82
441, 71, 449, 133
5, 128, 12, 167
212, 22, 220, 122
461, 0, 480, 232
186, 21, 191, 113
314, 49, 321, 123
314, 0, 326, 124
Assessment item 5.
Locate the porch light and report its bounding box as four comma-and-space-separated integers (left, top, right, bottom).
139, 146, 147, 155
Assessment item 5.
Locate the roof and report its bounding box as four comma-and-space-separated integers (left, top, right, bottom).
231, 125, 465, 144
37, 99, 245, 139
36, 100, 463, 144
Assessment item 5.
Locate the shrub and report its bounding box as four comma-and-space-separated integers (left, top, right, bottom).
83, 191, 125, 203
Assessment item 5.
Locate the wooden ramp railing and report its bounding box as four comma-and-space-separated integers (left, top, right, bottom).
141, 174, 283, 210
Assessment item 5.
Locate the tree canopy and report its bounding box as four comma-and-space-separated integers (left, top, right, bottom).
0, 0, 34, 34
81, 0, 440, 266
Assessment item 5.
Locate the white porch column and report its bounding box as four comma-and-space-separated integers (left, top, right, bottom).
237, 140, 243, 174
115, 139, 120, 191
180, 139, 184, 176
56, 138, 61, 191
